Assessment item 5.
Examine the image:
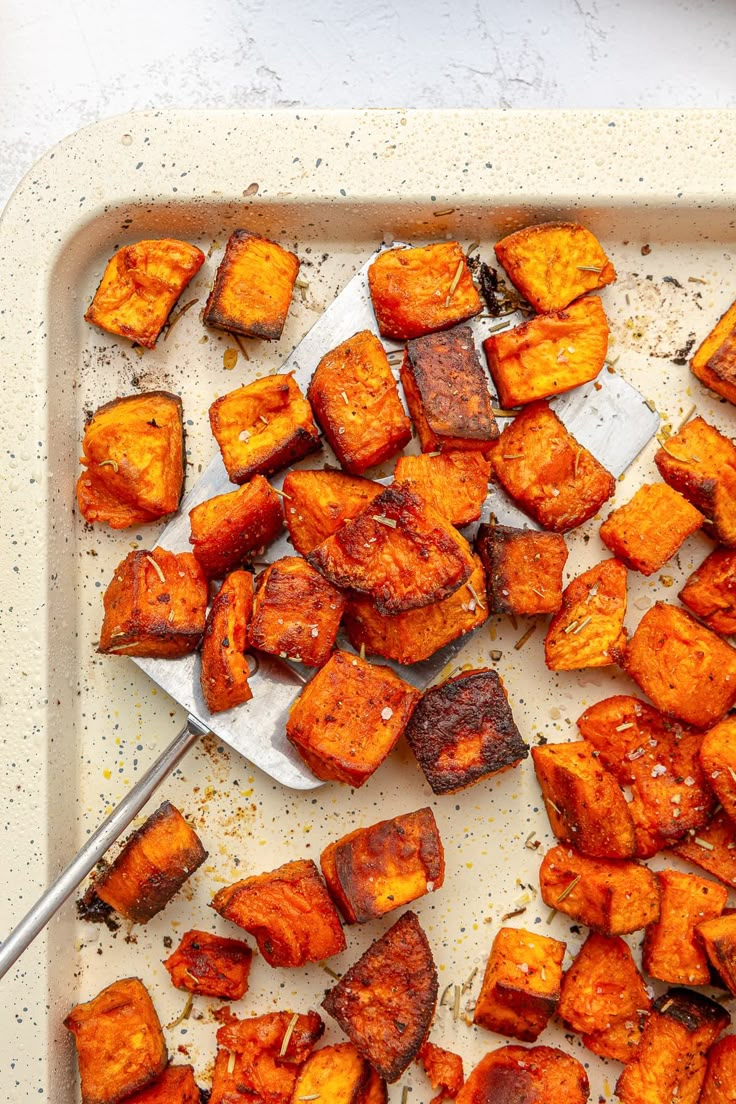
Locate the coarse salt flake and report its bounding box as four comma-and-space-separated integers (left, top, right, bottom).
381, 707, 394, 721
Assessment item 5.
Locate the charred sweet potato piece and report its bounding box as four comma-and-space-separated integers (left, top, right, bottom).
85, 238, 205, 348
494, 221, 616, 313
623, 602, 736, 728
455, 1044, 588, 1104
290, 1043, 382, 1104
394, 451, 491, 527
98, 549, 208, 658
492, 401, 615, 531
404, 667, 528, 795
307, 481, 474, 615
163, 928, 253, 999
211, 1011, 324, 1104
77, 392, 184, 528
209, 374, 320, 484
655, 415, 736, 546
249, 556, 345, 667
189, 476, 284, 579
475, 522, 568, 615
583, 1015, 649, 1065
282, 467, 382, 555
473, 927, 566, 1042
418, 1041, 464, 1104
64, 977, 168, 1104
700, 715, 736, 821
285, 650, 420, 786
558, 932, 651, 1038
200, 570, 253, 714
532, 741, 636, 858
600, 483, 703, 575
673, 807, 736, 889
203, 229, 300, 340
616, 988, 730, 1104
368, 242, 481, 341
696, 914, 736, 996
122, 1065, 200, 1104
212, 857, 345, 967
680, 547, 736, 634
700, 1035, 736, 1104
322, 910, 437, 1083
642, 869, 727, 985
93, 801, 207, 923
539, 845, 660, 934
308, 330, 412, 474
343, 554, 487, 665
691, 297, 736, 405
320, 807, 444, 924
544, 558, 628, 670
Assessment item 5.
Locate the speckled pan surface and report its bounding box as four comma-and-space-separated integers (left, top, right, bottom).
1, 108, 736, 1100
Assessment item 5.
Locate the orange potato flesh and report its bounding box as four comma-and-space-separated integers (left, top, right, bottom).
680, 547, 736, 634
282, 467, 383, 555
203, 229, 299, 339
544, 557, 627, 670
691, 297, 736, 405
418, 1041, 464, 1104
494, 221, 616, 312
122, 1065, 200, 1104
200, 570, 254, 714
558, 932, 651, 1037
583, 1015, 649, 1064
455, 1044, 589, 1104
655, 415, 736, 546
600, 483, 703, 575
673, 807, 736, 889
163, 929, 252, 1000
249, 555, 346, 667
539, 845, 660, 935
210, 1010, 324, 1104
700, 1035, 736, 1104
473, 926, 566, 1042
700, 714, 736, 821
189, 475, 284, 579
642, 869, 727, 985
394, 451, 492, 527
290, 1042, 377, 1104
85, 238, 205, 348
696, 914, 736, 996
368, 242, 481, 340
475, 522, 568, 616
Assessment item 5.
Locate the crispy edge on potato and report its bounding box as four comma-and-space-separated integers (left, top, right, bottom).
368, 242, 481, 341
700, 714, 736, 822
700, 1034, 736, 1104
211, 1010, 324, 1104
642, 868, 728, 985
163, 928, 253, 1000
417, 1041, 464, 1104
189, 475, 284, 579
599, 483, 702, 575
494, 221, 616, 312
203, 229, 300, 340
680, 546, 736, 635
558, 932, 651, 1038
455, 1044, 589, 1104
539, 845, 660, 935
691, 297, 736, 406
473, 926, 566, 1042
544, 557, 627, 670
654, 415, 736, 546
475, 522, 568, 616
394, 451, 492, 527
249, 555, 346, 667
282, 467, 383, 555
200, 570, 254, 714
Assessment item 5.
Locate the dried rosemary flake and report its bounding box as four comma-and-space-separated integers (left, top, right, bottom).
223, 347, 238, 370
660, 998, 673, 1013
573, 449, 581, 480
279, 1012, 300, 1058
233, 334, 250, 360
168, 610, 175, 622
341, 390, 349, 405
514, 624, 537, 651
453, 984, 461, 1022
440, 982, 455, 1007
658, 440, 693, 464
259, 415, 270, 425
545, 908, 557, 925
688, 276, 707, 285
372, 514, 398, 529
577, 265, 603, 273
163, 297, 199, 341
462, 966, 479, 992
165, 990, 194, 1029
227, 1048, 237, 1075
728, 766, 736, 785
298, 1097, 321, 1102
145, 555, 166, 584
432, 208, 456, 217
486, 320, 513, 334
524, 831, 539, 850
615, 722, 635, 732
502, 453, 524, 460
445, 260, 465, 307
676, 404, 697, 432
295, 274, 310, 289
501, 906, 527, 921
548, 800, 562, 815
563, 620, 579, 635
466, 240, 480, 256
556, 874, 581, 904
467, 581, 486, 609
97, 458, 119, 472
492, 407, 520, 417
694, 837, 715, 851
359, 643, 366, 661
401, 1087, 410, 1104
531, 587, 546, 598
322, 965, 341, 980
573, 615, 592, 635
272, 488, 292, 500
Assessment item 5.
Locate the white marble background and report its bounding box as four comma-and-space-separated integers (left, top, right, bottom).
2, 0, 735, 210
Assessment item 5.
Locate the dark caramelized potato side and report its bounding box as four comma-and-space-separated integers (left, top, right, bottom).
322, 910, 438, 1083
209, 373, 320, 484
308, 329, 411, 473
475, 522, 568, 616
249, 555, 346, 667
320, 806, 444, 924
282, 467, 382, 555
700, 1035, 736, 1104
691, 297, 736, 405
77, 392, 184, 529
394, 451, 491, 527
544, 557, 627, 670
680, 547, 736, 635
558, 932, 651, 1039
93, 801, 207, 923
404, 667, 528, 795
203, 229, 300, 340
291, 1042, 386, 1104
494, 221, 616, 312
673, 807, 736, 889
368, 242, 481, 340
642, 869, 727, 985
696, 913, 736, 996
210, 1011, 324, 1104
285, 650, 420, 786
700, 715, 736, 821
98, 549, 208, 658
418, 1041, 464, 1104
64, 977, 168, 1104
455, 1044, 589, 1104
212, 858, 346, 968
163, 928, 253, 1000
200, 570, 254, 714
473, 927, 566, 1042
655, 415, 736, 546
492, 401, 615, 531
122, 1065, 200, 1104
189, 475, 284, 578
539, 845, 660, 934
599, 482, 703, 575
85, 238, 205, 348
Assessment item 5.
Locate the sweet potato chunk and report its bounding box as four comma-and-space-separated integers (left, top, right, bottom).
285, 650, 420, 786
532, 741, 636, 858
209, 374, 320, 484
200, 570, 254, 714
673, 807, 736, 889
623, 602, 736, 728
321, 910, 437, 1083
696, 914, 736, 996
492, 401, 615, 531
320, 807, 444, 924
290, 1043, 382, 1104
475, 523, 568, 615
473, 927, 565, 1042
455, 1045, 588, 1104
211, 858, 346, 967
558, 933, 651, 1039
368, 242, 481, 340
655, 415, 736, 546
394, 451, 491, 527
189, 476, 284, 579
64, 978, 168, 1104
211, 1011, 324, 1104
539, 845, 660, 934
85, 238, 205, 348
307, 481, 474, 615
544, 558, 627, 670
249, 556, 345, 667
93, 801, 207, 923
282, 467, 382, 556
494, 221, 616, 313
123, 1066, 200, 1104
77, 392, 184, 528
700, 715, 736, 821
203, 229, 299, 340
700, 1035, 736, 1104
680, 547, 736, 634
584, 1016, 649, 1065
600, 483, 702, 575
404, 667, 528, 795
642, 869, 727, 985
691, 297, 736, 405
98, 549, 208, 658
308, 330, 411, 474
418, 1042, 464, 1104
163, 929, 252, 1000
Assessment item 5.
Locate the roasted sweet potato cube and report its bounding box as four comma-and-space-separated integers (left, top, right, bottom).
691, 297, 736, 405
343, 554, 487, 665
85, 238, 205, 348
211, 857, 345, 967
322, 910, 437, 1083
700, 1035, 736, 1104
455, 1045, 588, 1104
492, 401, 615, 531
189, 475, 284, 578
368, 242, 481, 340
583, 1015, 649, 1065
307, 481, 474, 614
615, 988, 730, 1104
308, 330, 412, 474
696, 914, 736, 996
600, 483, 703, 575
282, 467, 382, 555
494, 221, 616, 313
64, 977, 168, 1104
290, 1043, 379, 1104
539, 845, 660, 934
285, 650, 420, 786
473, 927, 565, 1042
209, 374, 320, 484
544, 558, 628, 670
623, 602, 736, 728
404, 667, 528, 795
200, 570, 253, 714
394, 451, 491, 527
249, 556, 345, 667
532, 741, 636, 858
163, 928, 252, 1000
93, 801, 207, 923
77, 392, 184, 529
98, 549, 208, 657
642, 869, 727, 985
680, 547, 736, 634
320, 807, 444, 924
558, 932, 650, 1038
203, 229, 300, 340
418, 1041, 464, 1104
673, 808, 736, 889
700, 715, 736, 821
122, 1066, 200, 1104
211, 1011, 324, 1104
475, 523, 568, 616
655, 415, 736, 546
